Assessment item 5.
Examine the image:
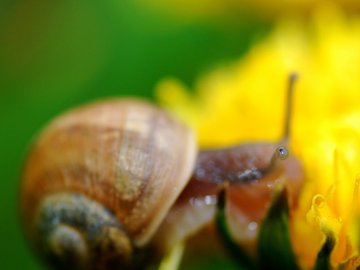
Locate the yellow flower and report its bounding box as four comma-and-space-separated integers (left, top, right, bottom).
156, 4, 360, 269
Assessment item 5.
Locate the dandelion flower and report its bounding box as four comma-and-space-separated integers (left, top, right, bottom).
156, 5, 360, 269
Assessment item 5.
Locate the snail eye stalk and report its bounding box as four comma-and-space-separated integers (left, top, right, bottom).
282, 72, 298, 143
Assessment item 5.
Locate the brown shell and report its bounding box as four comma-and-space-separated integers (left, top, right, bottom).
20, 99, 197, 246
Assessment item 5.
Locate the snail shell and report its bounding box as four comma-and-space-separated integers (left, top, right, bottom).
20, 99, 197, 269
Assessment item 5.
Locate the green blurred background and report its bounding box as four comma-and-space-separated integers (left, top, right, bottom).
0, 0, 271, 268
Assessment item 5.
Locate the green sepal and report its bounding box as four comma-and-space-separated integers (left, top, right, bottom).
313, 232, 335, 270
257, 187, 300, 270
216, 189, 257, 270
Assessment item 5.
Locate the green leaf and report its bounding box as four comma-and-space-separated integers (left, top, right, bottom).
215, 189, 257, 270
313, 232, 335, 270
257, 188, 300, 270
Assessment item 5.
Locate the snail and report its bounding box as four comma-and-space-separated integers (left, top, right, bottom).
20, 74, 303, 270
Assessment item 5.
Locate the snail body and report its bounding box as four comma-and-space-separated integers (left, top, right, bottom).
20, 76, 303, 269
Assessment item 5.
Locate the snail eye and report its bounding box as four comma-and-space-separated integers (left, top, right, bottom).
276, 146, 289, 160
